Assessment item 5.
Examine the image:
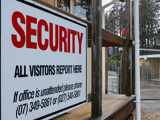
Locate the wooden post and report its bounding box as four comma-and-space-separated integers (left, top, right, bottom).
70, 0, 73, 14
125, 0, 132, 96
91, 0, 102, 118
131, 1, 135, 95
132, 47, 135, 95
120, 49, 125, 94
105, 47, 108, 94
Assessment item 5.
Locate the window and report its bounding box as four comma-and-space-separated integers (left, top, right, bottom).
73, 0, 91, 21
57, 0, 70, 12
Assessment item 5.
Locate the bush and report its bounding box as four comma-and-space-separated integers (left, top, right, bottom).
108, 54, 120, 71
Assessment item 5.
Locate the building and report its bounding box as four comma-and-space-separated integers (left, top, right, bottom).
140, 54, 160, 80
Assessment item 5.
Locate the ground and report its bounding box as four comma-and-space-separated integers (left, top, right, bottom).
140, 100, 160, 120
133, 100, 160, 120
108, 71, 118, 94
108, 71, 160, 120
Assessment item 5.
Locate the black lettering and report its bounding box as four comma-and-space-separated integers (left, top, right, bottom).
14, 65, 20, 78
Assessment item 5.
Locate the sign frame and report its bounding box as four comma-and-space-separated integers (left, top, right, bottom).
0, 0, 88, 119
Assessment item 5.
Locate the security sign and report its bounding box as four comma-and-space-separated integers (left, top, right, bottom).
1, 0, 87, 119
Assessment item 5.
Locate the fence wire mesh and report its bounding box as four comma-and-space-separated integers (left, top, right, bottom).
107, 47, 135, 95
107, 47, 123, 95
107, 47, 160, 99
140, 49, 160, 100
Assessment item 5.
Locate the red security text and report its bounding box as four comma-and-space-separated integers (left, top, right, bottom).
11, 11, 83, 54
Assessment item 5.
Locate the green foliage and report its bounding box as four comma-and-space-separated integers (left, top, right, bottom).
108, 54, 120, 63
108, 54, 120, 71
105, 2, 126, 35
139, 0, 160, 49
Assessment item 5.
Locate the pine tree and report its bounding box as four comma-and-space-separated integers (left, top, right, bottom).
139, 0, 159, 49
105, 0, 160, 49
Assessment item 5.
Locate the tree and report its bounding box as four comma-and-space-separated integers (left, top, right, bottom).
139, 0, 160, 49
105, 2, 125, 55
105, 0, 160, 50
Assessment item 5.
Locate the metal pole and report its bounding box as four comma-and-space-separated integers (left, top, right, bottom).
91, 0, 102, 118
134, 0, 141, 119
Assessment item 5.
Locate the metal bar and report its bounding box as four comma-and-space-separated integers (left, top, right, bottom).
102, 8, 106, 94
91, 0, 102, 118
140, 48, 160, 51
134, 0, 141, 119
141, 99, 160, 100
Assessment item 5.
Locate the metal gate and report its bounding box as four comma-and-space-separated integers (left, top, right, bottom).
140, 49, 160, 100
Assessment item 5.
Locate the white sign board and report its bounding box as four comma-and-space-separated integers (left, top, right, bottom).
1, 0, 87, 119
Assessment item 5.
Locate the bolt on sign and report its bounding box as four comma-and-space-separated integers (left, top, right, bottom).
1, 0, 87, 119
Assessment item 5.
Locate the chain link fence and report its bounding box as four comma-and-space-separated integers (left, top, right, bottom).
107, 47, 160, 100
107, 47, 134, 95
140, 49, 160, 100
107, 48, 121, 95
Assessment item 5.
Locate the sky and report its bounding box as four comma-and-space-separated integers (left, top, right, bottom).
102, 0, 114, 12
102, 0, 113, 6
